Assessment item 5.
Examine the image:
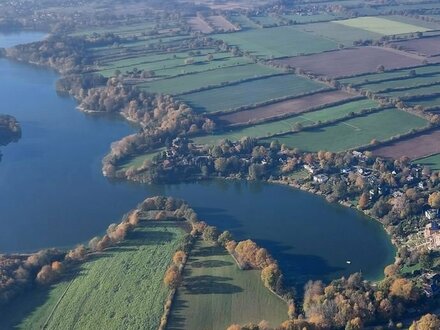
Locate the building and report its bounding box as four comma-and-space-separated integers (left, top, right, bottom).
424, 222, 440, 250
313, 174, 328, 183
425, 209, 439, 220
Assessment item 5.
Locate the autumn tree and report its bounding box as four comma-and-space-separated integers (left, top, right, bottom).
173, 251, 186, 265
164, 265, 181, 289
428, 192, 440, 209
390, 278, 418, 301
261, 264, 281, 290
358, 192, 369, 209
409, 314, 440, 330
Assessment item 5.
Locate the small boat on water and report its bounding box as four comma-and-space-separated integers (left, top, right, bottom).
346, 260, 351, 264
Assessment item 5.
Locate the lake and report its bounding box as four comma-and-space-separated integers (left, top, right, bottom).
0, 32, 395, 286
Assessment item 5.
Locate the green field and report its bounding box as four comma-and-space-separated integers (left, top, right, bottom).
357, 75, 440, 93
0, 222, 185, 330
118, 148, 165, 171
167, 240, 287, 330
297, 21, 382, 46
229, 15, 261, 29
140, 63, 280, 95
381, 84, 440, 98
415, 153, 440, 170
282, 13, 344, 24
213, 26, 338, 58
264, 108, 428, 152
72, 22, 156, 36
407, 95, 440, 109
193, 99, 378, 145
180, 74, 326, 113
334, 16, 431, 35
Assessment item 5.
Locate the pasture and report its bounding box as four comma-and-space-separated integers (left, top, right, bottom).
213, 26, 337, 58
179, 74, 325, 113
334, 16, 431, 35
216, 90, 359, 125
274, 47, 425, 78
140, 63, 280, 95
1, 223, 185, 330
118, 148, 165, 171
264, 108, 428, 152
188, 17, 213, 33
415, 153, 440, 171
371, 129, 440, 160
297, 21, 382, 46
193, 99, 379, 145
167, 240, 287, 330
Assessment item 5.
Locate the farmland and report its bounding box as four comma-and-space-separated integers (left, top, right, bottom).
263, 108, 428, 152
334, 16, 431, 35
139, 63, 280, 95
0, 222, 185, 330
167, 240, 287, 330
371, 129, 440, 160
179, 74, 326, 113
213, 26, 338, 58
390, 35, 440, 57
216, 90, 360, 125
193, 98, 379, 145
274, 47, 426, 78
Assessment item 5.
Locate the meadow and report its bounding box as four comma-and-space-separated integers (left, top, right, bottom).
213, 26, 338, 58
334, 16, 431, 35
415, 153, 440, 171
193, 99, 378, 145
140, 63, 280, 95
180, 74, 326, 113
297, 21, 382, 45
167, 240, 287, 330
0, 223, 185, 330
118, 148, 165, 171
264, 108, 428, 152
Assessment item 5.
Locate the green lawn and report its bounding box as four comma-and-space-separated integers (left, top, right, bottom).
381, 84, 440, 98
180, 74, 326, 113
193, 99, 378, 145
407, 95, 440, 109
167, 240, 287, 330
213, 26, 338, 58
415, 153, 440, 171
334, 16, 431, 35
264, 108, 428, 152
117, 148, 165, 171
0, 222, 185, 330
140, 63, 280, 95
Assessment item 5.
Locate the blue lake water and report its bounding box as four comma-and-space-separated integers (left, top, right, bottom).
0, 33, 395, 286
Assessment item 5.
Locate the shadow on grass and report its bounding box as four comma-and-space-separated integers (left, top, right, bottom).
191, 259, 233, 268
185, 275, 243, 295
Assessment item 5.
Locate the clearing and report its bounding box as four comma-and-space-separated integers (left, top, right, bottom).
167, 240, 287, 330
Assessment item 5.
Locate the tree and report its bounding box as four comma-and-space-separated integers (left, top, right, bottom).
217, 230, 232, 246
390, 278, 418, 301
202, 226, 219, 242
384, 264, 398, 277
173, 251, 186, 265
358, 193, 369, 210
164, 265, 181, 289
428, 192, 440, 209
410, 314, 440, 330
261, 263, 281, 289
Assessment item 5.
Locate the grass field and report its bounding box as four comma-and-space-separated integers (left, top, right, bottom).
297, 21, 383, 45
99, 51, 251, 78
263, 108, 428, 152
415, 153, 440, 170
381, 84, 440, 98
0, 222, 185, 330
228, 15, 261, 29
118, 148, 165, 171
180, 74, 326, 113
193, 99, 378, 145
167, 240, 287, 330
334, 16, 431, 35
139, 63, 280, 95
213, 26, 338, 58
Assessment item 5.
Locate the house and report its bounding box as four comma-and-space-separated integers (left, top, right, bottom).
313, 174, 328, 183
424, 222, 440, 250
425, 209, 439, 220
418, 181, 428, 190
422, 273, 440, 297
304, 164, 317, 174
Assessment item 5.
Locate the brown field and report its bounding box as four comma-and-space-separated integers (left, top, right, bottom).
188, 17, 213, 34
215, 90, 354, 125
207, 15, 238, 31
371, 128, 440, 159
390, 36, 440, 57
273, 47, 426, 78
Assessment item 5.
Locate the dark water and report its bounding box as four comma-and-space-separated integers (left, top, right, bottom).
0, 33, 394, 285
